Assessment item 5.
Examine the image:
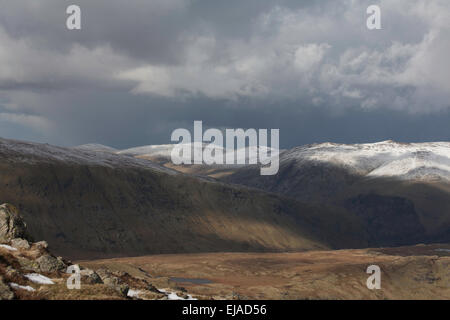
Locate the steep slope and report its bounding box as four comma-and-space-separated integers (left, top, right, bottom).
72, 144, 118, 154
0, 137, 366, 259
225, 140, 450, 199
223, 141, 450, 246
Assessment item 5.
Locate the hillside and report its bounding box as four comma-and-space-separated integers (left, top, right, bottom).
223, 140, 450, 246
111, 140, 450, 247
2, 203, 448, 300
2, 137, 448, 259
0, 137, 367, 259
224, 140, 450, 197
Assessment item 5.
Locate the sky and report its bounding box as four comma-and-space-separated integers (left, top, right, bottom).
0, 0, 449, 149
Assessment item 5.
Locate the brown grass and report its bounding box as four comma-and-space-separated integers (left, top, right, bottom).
80, 245, 450, 300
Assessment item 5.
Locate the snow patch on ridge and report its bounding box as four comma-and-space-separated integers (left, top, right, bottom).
282, 140, 450, 181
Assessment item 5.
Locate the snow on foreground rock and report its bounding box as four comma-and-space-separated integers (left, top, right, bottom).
0, 244, 17, 251
126, 289, 142, 298
128, 288, 197, 300
282, 140, 450, 182
158, 288, 197, 300
9, 283, 35, 292
24, 273, 54, 285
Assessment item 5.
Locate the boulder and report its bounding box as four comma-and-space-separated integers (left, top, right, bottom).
80, 269, 103, 284
5, 266, 20, 279
96, 268, 129, 296
114, 283, 129, 296
17, 256, 40, 272
0, 276, 14, 300
34, 241, 48, 250
11, 238, 31, 250
0, 204, 29, 243
36, 254, 66, 273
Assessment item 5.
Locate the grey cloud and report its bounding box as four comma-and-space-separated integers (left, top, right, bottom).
0, 0, 448, 148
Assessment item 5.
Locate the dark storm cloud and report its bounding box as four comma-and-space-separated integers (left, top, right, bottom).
20, 90, 450, 149
0, 0, 449, 148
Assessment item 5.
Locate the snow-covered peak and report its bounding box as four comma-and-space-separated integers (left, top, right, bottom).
118, 143, 280, 165
118, 144, 178, 158
72, 143, 118, 153
282, 141, 450, 182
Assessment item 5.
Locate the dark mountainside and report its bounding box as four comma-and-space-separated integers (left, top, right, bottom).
223, 143, 450, 246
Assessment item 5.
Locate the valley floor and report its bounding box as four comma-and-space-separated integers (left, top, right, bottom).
80, 244, 450, 300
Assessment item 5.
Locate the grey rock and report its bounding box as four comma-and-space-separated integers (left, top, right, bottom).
0, 276, 14, 300
11, 238, 30, 250
0, 204, 29, 243
80, 269, 103, 284
57, 257, 66, 267
17, 257, 40, 272
34, 241, 48, 250
96, 268, 129, 296
115, 283, 129, 296
95, 268, 112, 282
5, 266, 20, 279
36, 254, 66, 273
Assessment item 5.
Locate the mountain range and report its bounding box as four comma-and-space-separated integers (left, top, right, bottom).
223, 140, 450, 246
0, 137, 449, 259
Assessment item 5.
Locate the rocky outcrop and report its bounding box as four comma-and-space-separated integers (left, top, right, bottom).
10, 238, 30, 250
96, 268, 129, 296
34, 241, 48, 250
36, 255, 67, 273
0, 204, 29, 243
80, 269, 102, 284
0, 203, 194, 300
